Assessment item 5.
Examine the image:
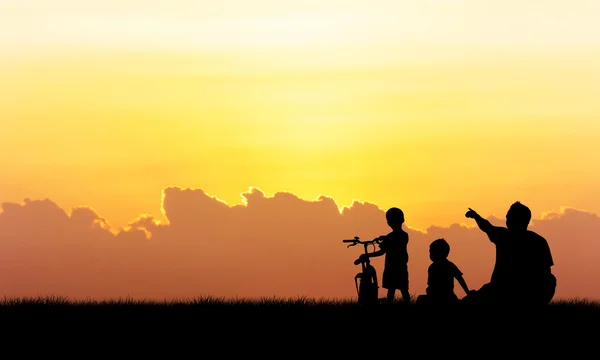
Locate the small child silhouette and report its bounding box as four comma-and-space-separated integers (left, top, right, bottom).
416, 238, 472, 305
356, 207, 410, 304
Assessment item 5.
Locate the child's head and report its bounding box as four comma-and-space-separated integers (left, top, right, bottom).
429, 238, 450, 262
385, 207, 405, 230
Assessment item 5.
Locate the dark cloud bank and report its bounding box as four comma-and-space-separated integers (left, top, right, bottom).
0, 186, 596, 301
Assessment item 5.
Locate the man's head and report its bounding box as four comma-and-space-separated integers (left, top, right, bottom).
386, 207, 404, 229
506, 201, 532, 231
429, 238, 450, 262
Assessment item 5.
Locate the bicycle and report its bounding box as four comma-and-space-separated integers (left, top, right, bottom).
342, 236, 384, 305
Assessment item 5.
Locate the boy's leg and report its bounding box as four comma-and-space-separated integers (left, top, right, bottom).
401, 288, 411, 304
386, 289, 396, 304
400, 271, 410, 304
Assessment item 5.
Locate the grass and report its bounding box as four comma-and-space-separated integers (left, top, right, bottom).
2, 294, 600, 321
1, 295, 598, 354
0, 294, 358, 308
2, 293, 598, 308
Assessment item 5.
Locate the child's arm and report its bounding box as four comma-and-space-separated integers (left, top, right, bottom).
367, 249, 385, 258
368, 235, 388, 258
355, 248, 385, 264
456, 274, 471, 295
356, 237, 387, 262
358, 248, 385, 262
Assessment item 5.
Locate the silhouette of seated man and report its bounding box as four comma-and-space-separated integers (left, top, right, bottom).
463, 202, 556, 305
416, 238, 472, 306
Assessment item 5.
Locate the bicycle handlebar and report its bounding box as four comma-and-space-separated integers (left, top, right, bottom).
342, 236, 383, 247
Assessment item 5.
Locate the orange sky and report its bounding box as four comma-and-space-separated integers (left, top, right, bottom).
0, 188, 597, 301
1, 1, 599, 301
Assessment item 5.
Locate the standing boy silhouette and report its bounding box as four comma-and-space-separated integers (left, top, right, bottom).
356, 207, 410, 304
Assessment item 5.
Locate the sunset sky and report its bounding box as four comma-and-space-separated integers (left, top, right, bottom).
1, 1, 599, 301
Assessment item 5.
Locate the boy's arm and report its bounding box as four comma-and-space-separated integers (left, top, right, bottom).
357, 237, 387, 262
366, 249, 385, 258
367, 235, 387, 258
456, 275, 471, 295
356, 249, 384, 264
359, 248, 385, 261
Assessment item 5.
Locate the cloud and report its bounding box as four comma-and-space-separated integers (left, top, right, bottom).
0, 187, 597, 301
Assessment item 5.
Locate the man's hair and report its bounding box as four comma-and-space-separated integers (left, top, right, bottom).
508, 201, 532, 227
386, 207, 404, 223
430, 238, 450, 258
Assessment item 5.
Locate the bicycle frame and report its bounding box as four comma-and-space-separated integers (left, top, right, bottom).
342, 236, 383, 305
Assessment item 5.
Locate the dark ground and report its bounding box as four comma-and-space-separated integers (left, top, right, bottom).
2, 297, 598, 356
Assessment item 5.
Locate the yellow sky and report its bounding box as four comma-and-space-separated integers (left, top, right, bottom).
1, 0, 600, 230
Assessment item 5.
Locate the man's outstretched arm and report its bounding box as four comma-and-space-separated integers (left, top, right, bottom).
465, 208, 497, 234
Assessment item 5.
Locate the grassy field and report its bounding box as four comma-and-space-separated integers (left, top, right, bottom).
2, 295, 597, 354
2, 294, 598, 313
2, 295, 599, 324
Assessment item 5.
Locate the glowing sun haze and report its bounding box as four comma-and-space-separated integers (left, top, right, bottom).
1, 0, 600, 300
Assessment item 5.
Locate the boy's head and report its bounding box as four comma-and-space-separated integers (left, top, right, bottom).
429, 238, 450, 262
386, 207, 404, 229
506, 201, 531, 231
